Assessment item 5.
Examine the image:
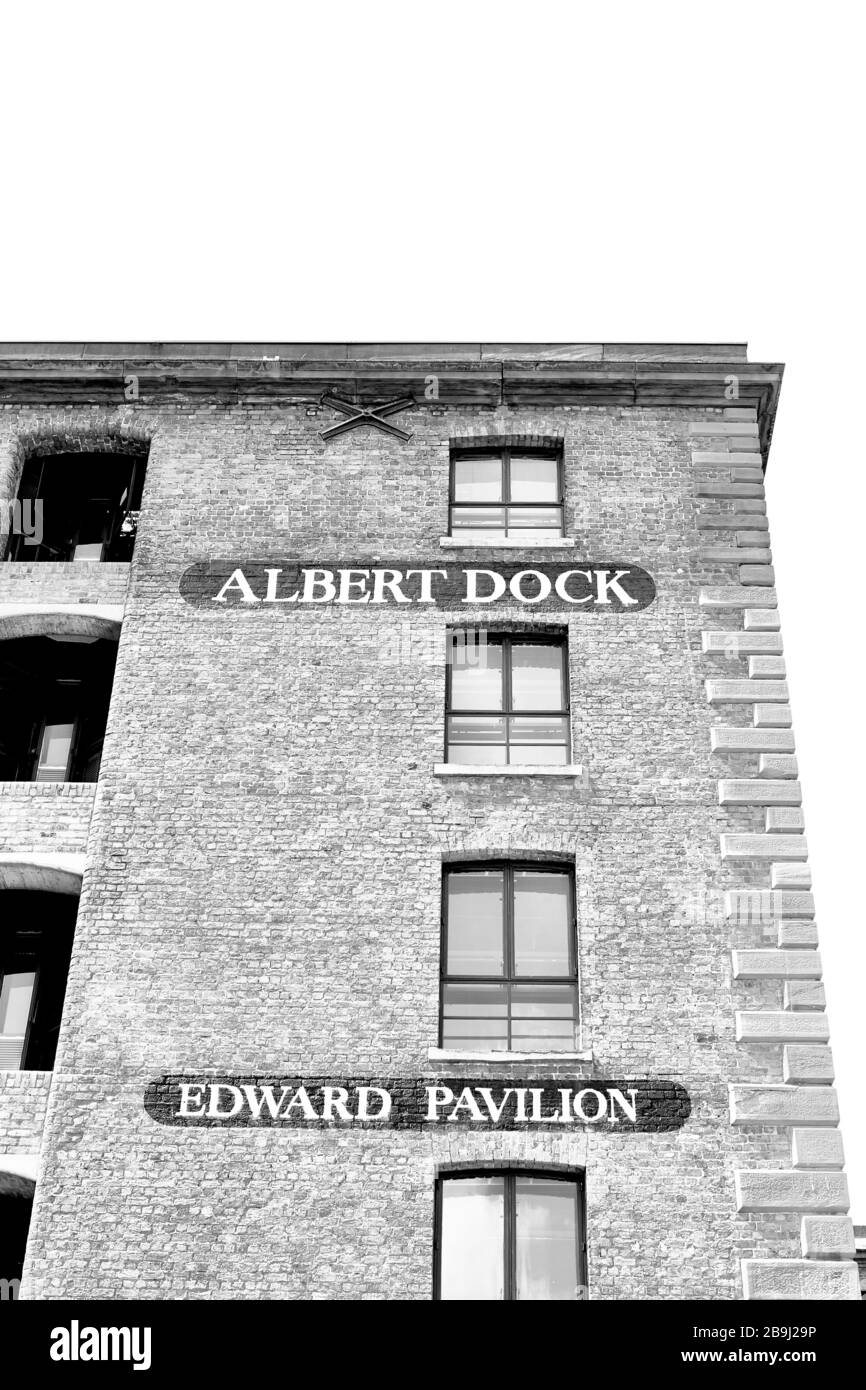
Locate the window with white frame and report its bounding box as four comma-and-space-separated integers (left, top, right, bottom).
446, 631, 570, 765
435, 1169, 586, 1300
440, 863, 579, 1052
449, 445, 564, 540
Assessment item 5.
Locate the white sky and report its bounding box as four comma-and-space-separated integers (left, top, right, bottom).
2, 3, 863, 1217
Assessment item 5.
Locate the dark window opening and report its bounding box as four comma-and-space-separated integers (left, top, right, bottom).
0, 1181, 34, 1295
435, 1170, 585, 1300
0, 636, 117, 783
449, 446, 564, 539
5, 451, 147, 563
446, 631, 570, 764
440, 863, 579, 1052
0, 892, 77, 1071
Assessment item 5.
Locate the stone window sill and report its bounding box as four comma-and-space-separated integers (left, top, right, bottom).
428, 1048, 593, 1064
439, 537, 577, 549
434, 763, 584, 779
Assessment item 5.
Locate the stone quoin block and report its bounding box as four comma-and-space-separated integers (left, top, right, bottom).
720, 834, 808, 861
731, 950, 822, 980
696, 482, 765, 500
718, 779, 801, 806
785, 980, 827, 1011
736, 529, 772, 546
710, 727, 796, 754
739, 565, 775, 585
705, 679, 789, 704
734, 1169, 849, 1213
699, 548, 771, 565
742, 1260, 859, 1300
691, 451, 763, 466
699, 585, 777, 609
725, 889, 816, 920
744, 607, 780, 630
728, 1085, 840, 1126
702, 630, 783, 656
748, 656, 786, 679
800, 1215, 855, 1259
691, 450, 738, 465
778, 920, 820, 948
766, 807, 805, 833
771, 862, 812, 891
784, 1046, 835, 1085
759, 753, 799, 777
735, 1012, 829, 1044
792, 1128, 845, 1169
698, 512, 769, 531
690, 421, 760, 437
754, 702, 792, 726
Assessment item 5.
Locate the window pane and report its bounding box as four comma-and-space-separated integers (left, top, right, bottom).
513, 872, 571, 975
453, 456, 503, 502
448, 714, 507, 743
508, 455, 559, 502
451, 506, 507, 535
447, 716, 507, 765
0, 972, 36, 1036
35, 723, 74, 782
510, 644, 565, 711
442, 983, 509, 1050
509, 716, 569, 744
446, 871, 505, 975
506, 506, 563, 535
450, 640, 503, 710
447, 742, 508, 766
515, 1178, 580, 1300
510, 983, 579, 1050
440, 1177, 505, 1300
508, 717, 569, 764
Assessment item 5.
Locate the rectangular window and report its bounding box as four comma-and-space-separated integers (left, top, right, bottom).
449, 447, 564, 540
440, 863, 579, 1052
446, 632, 569, 765
435, 1171, 585, 1300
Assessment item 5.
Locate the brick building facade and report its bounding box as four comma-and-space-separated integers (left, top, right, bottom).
0, 343, 858, 1300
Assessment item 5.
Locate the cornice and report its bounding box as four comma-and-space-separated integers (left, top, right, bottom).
0, 344, 783, 462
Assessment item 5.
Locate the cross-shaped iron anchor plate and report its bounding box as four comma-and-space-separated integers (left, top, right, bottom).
319, 392, 416, 442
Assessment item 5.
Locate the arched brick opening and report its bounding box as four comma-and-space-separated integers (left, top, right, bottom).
0, 607, 122, 643
1, 426, 150, 561
0, 861, 83, 894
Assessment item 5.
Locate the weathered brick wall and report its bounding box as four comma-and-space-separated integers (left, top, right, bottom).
0, 784, 95, 855
0, 562, 129, 607
0, 1073, 52, 1153
0, 392, 837, 1298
